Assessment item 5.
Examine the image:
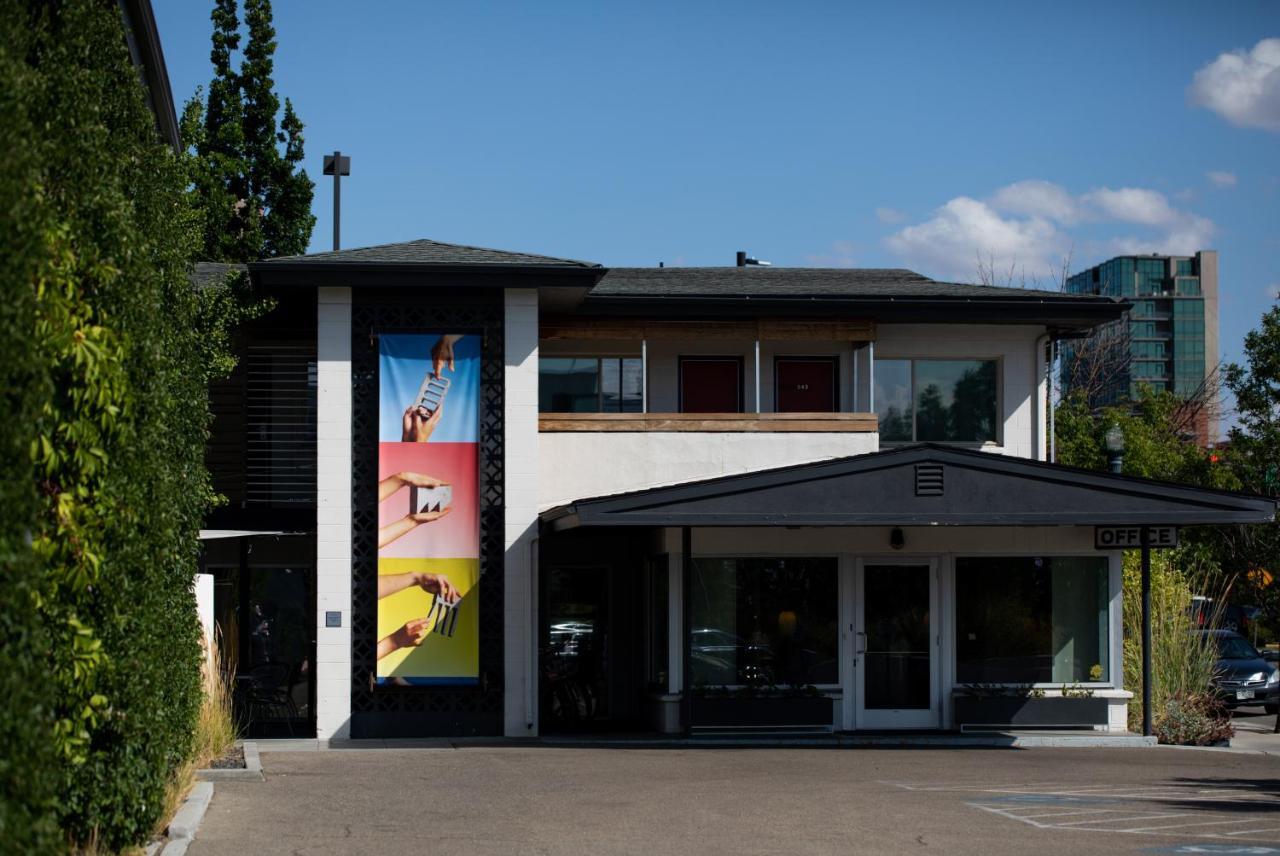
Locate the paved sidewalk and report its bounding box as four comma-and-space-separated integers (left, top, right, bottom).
190, 745, 1280, 856
1230, 705, 1280, 756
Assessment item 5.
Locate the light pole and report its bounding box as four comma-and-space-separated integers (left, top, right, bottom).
322, 151, 351, 251
1105, 424, 1125, 475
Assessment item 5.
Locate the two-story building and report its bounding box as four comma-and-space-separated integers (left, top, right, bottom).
198, 238, 1274, 741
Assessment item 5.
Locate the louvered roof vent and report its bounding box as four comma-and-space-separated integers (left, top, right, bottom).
915, 464, 944, 496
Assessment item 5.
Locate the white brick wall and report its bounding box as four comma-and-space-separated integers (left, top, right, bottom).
315, 286, 352, 740
503, 289, 540, 736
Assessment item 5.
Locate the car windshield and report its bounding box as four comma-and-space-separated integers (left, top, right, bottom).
1215, 636, 1260, 660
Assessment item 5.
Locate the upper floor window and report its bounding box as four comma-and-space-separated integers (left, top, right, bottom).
874, 358, 998, 443
539, 357, 642, 412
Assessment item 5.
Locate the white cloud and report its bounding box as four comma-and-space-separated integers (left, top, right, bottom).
885, 196, 1066, 281
1206, 170, 1238, 188
1082, 187, 1180, 226
875, 207, 907, 224
1188, 37, 1280, 132
883, 180, 1215, 282
989, 179, 1081, 224
806, 240, 858, 267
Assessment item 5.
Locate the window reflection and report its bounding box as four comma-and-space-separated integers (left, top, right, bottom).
874, 358, 998, 443
540, 357, 642, 413
956, 556, 1109, 684
690, 557, 838, 687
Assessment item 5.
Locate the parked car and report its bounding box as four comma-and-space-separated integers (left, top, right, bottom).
1189, 598, 1261, 637
1199, 630, 1279, 713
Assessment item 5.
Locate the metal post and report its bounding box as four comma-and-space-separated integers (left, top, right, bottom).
1141, 527, 1153, 737
681, 525, 693, 736
868, 341, 875, 413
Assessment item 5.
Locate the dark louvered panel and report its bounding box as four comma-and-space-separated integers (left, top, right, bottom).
244, 344, 317, 506
915, 464, 944, 496
208, 369, 247, 505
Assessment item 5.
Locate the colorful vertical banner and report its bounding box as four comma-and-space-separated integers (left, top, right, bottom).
375, 333, 480, 685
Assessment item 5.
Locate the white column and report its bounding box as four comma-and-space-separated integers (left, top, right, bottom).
504, 288, 540, 736
315, 286, 352, 740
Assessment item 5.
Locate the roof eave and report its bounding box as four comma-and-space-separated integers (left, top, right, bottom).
249, 261, 607, 288
571, 294, 1128, 329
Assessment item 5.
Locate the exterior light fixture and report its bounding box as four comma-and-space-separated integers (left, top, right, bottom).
889, 527, 905, 550
1105, 424, 1125, 475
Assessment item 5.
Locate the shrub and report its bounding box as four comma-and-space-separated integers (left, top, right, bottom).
1154, 694, 1234, 747
1123, 551, 1232, 743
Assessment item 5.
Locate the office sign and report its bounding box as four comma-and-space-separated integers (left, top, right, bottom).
1094, 526, 1179, 550
374, 333, 480, 686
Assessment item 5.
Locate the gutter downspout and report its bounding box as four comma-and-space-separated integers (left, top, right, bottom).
1035, 333, 1051, 462
1049, 337, 1057, 464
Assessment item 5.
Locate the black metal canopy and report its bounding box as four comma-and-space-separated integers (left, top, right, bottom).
540, 444, 1276, 531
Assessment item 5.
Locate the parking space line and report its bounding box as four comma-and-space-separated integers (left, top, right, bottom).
1052, 813, 1199, 826
1226, 828, 1280, 836
1015, 809, 1124, 820
1125, 818, 1267, 833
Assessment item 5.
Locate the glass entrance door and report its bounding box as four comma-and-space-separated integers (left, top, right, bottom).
854, 560, 939, 729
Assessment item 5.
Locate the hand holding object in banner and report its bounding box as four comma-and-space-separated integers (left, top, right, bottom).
377, 572, 459, 603
432, 334, 461, 378
401, 404, 441, 442
377, 471, 448, 502
377, 617, 431, 661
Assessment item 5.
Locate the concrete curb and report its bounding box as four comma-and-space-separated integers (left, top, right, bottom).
256, 733, 1156, 751
196, 741, 264, 781
165, 780, 213, 846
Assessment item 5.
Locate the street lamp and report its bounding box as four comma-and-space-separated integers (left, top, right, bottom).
1105, 423, 1125, 475
322, 151, 351, 251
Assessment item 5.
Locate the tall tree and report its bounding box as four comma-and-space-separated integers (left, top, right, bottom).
184, 0, 313, 262
1218, 305, 1280, 622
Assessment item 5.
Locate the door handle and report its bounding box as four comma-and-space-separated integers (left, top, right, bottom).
855, 630, 866, 656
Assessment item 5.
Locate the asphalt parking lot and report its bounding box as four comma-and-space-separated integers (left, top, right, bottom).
190, 738, 1280, 856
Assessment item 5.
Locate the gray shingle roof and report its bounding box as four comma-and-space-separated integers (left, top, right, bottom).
258, 238, 600, 269
191, 262, 248, 289
589, 267, 1100, 300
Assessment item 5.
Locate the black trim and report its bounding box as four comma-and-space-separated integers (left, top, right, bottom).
250, 264, 604, 290
119, 0, 180, 150
349, 290, 505, 737
541, 444, 1277, 530
576, 295, 1126, 331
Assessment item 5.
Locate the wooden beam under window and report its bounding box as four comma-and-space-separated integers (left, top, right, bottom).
538, 412, 878, 432
539, 317, 876, 342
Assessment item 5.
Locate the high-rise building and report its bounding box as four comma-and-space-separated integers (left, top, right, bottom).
1061, 251, 1218, 439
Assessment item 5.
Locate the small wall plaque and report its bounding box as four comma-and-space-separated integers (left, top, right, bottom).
325, 611, 342, 628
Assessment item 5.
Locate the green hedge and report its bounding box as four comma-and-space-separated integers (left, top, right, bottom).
2, 1, 240, 850
0, 6, 61, 851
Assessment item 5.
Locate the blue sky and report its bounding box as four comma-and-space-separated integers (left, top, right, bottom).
155, 1, 1278, 373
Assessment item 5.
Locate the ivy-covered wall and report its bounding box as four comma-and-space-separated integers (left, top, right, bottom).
1, 1, 245, 850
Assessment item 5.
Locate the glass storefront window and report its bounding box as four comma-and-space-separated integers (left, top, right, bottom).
539, 357, 642, 412
690, 557, 838, 687
874, 358, 998, 443
956, 556, 1109, 684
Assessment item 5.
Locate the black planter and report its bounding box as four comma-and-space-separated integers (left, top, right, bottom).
692, 695, 834, 728
953, 696, 1109, 727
